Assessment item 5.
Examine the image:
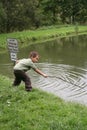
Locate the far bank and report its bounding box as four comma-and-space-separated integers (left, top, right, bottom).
0, 25, 87, 53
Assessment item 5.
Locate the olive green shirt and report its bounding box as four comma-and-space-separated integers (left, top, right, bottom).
14, 58, 37, 72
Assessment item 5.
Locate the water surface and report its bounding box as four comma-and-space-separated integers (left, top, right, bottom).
0, 35, 87, 105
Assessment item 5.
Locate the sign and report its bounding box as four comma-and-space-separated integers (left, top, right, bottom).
7, 38, 18, 61
10, 52, 17, 61
7, 38, 18, 53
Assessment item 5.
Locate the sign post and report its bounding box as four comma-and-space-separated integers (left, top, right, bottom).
7, 38, 18, 64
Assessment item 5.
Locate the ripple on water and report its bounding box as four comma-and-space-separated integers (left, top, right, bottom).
29, 63, 87, 105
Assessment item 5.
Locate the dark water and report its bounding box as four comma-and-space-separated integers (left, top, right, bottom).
0, 35, 87, 105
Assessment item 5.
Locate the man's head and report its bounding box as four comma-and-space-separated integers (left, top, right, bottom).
29, 51, 39, 63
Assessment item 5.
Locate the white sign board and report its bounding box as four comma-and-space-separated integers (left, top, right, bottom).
10, 52, 17, 61
7, 38, 18, 61
7, 38, 18, 53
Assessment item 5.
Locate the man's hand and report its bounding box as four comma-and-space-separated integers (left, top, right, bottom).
35, 68, 48, 78
43, 74, 48, 78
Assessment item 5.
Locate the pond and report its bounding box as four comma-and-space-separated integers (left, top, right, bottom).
0, 34, 87, 105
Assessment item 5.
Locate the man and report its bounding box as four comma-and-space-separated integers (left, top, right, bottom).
13, 51, 48, 91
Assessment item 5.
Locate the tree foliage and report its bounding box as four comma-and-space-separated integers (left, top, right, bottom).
0, 0, 87, 33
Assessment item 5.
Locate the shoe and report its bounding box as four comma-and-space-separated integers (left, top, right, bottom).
26, 88, 32, 92
12, 84, 16, 87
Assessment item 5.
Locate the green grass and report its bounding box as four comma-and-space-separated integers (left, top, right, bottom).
0, 75, 87, 130
0, 25, 87, 52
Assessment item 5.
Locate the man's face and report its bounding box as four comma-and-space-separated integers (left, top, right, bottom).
32, 55, 39, 63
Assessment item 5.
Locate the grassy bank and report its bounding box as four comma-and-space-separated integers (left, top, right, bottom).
0, 25, 87, 51
0, 75, 87, 130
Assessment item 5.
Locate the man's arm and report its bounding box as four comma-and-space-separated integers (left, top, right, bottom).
34, 68, 48, 78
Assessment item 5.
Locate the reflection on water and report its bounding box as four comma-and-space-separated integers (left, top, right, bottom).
0, 34, 87, 105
